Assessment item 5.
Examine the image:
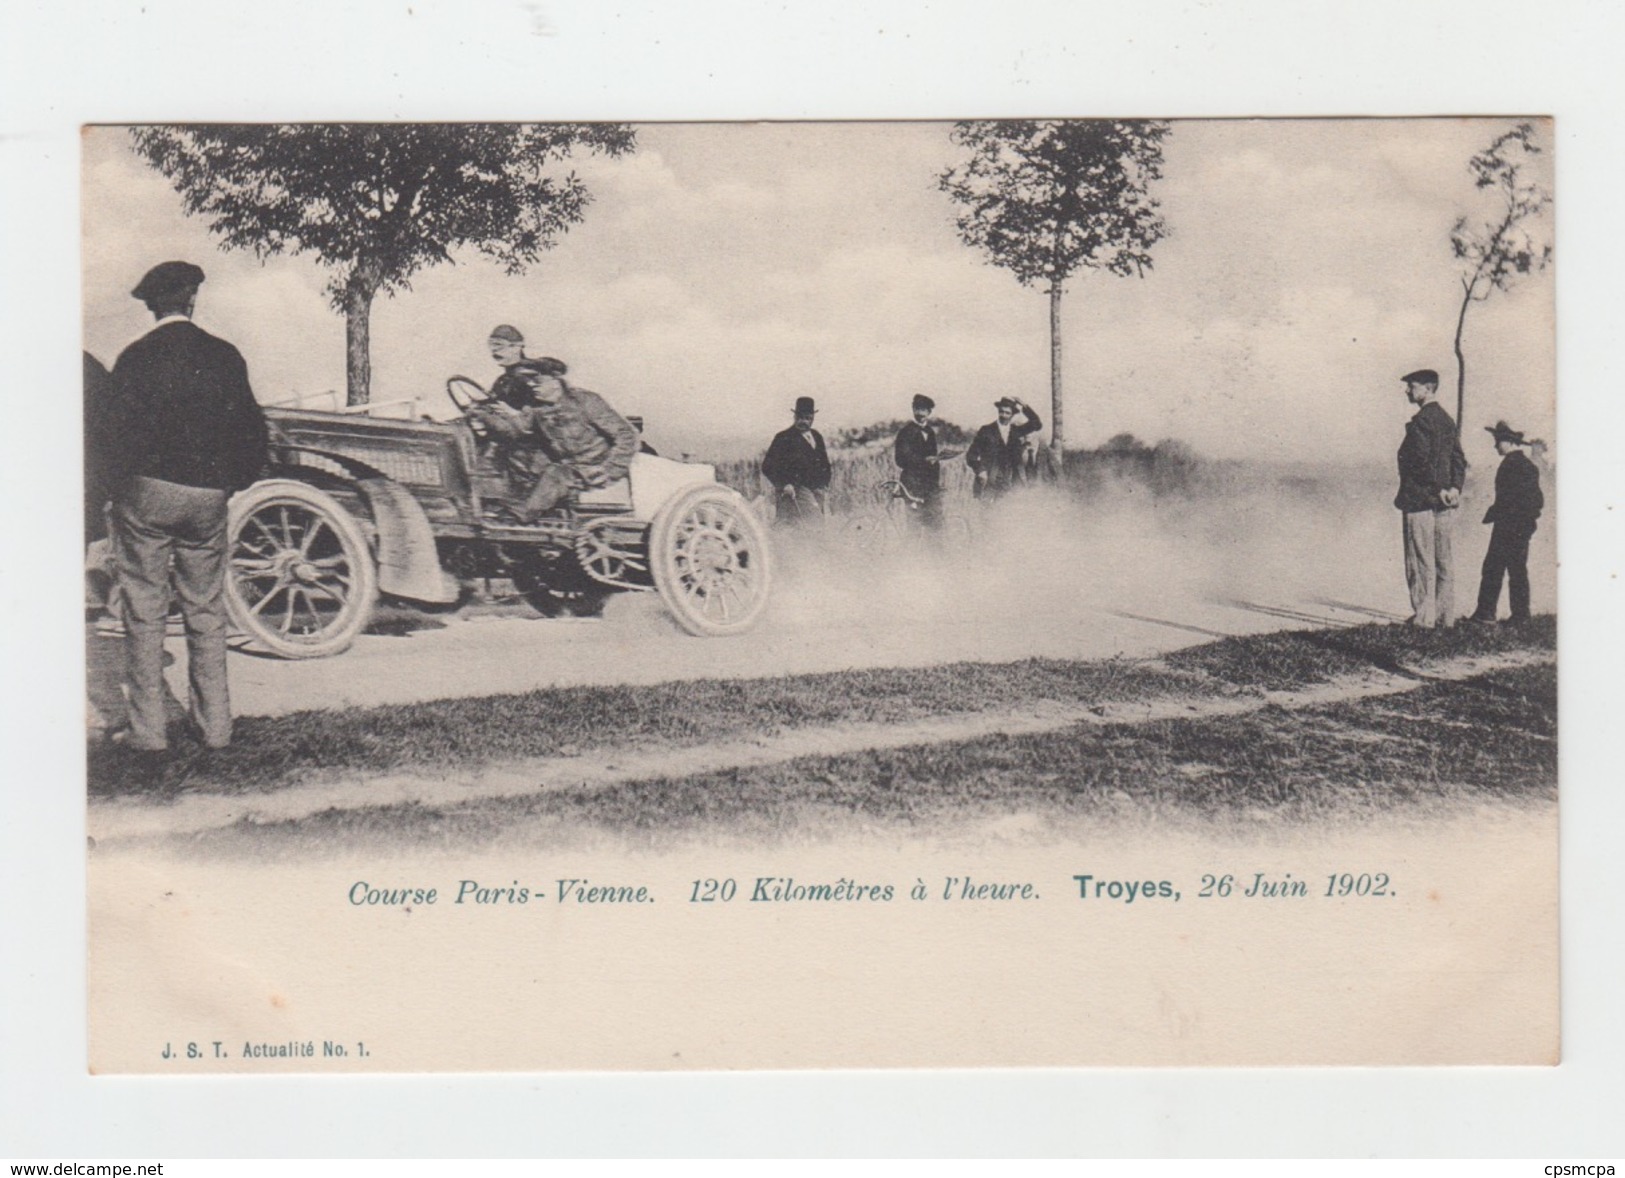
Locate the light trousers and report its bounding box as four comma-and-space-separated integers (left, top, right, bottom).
112, 476, 232, 750
1402, 507, 1457, 628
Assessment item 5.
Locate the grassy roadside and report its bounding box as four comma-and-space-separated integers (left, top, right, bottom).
188, 660, 1557, 854
88, 616, 1555, 798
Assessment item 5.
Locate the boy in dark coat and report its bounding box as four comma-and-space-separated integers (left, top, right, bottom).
1467, 420, 1544, 624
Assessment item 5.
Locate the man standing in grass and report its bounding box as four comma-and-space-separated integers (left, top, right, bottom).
762, 396, 832, 526
108, 261, 268, 757
1466, 420, 1544, 625
894, 394, 944, 530
1394, 368, 1467, 628
966, 396, 1041, 500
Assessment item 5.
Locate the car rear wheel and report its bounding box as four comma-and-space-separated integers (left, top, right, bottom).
648, 485, 773, 636
512, 570, 610, 619
225, 480, 378, 658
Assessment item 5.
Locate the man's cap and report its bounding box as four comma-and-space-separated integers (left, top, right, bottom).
488, 324, 524, 343
1401, 368, 1440, 386
511, 356, 567, 377
994, 396, 1021, 411
912, 394, 935, 412
1486, 420, 1527, 445
794, 396, 817, 416
512, 359, 569, 383
131, 261, 205, 303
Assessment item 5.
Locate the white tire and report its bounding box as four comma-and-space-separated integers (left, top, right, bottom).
224, 479, 378, 658
648, 485, 773, 636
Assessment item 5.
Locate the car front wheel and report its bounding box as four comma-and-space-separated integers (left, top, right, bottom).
224, 479, 378, 658
648, 485, 773, 636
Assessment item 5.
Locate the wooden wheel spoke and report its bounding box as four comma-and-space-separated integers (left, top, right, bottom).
299, 518, 330, 557
248, 517, 286, 552
296, 588, 330, 629
703, 578, 744, 621
248, 586, 282, 617
303, 579, 345, 604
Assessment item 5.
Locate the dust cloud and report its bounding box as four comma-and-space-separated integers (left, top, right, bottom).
219, 460, 1556, 716
764, 460, 1554, 669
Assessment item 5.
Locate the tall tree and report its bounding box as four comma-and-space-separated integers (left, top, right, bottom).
939, 120, 1170, 453
1449, 121, 1553, 427
131, 123, 637, 404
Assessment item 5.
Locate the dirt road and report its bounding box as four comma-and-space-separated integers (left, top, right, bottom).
89, 481, 1557, 722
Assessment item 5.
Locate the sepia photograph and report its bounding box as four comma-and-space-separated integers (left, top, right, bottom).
8, 0, 1625, 1159
79, 116, 1560, 1073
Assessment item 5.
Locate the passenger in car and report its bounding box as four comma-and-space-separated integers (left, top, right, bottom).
471, 362, 638, 523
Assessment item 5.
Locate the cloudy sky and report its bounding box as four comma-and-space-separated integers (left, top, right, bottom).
81, 118, 1555, 464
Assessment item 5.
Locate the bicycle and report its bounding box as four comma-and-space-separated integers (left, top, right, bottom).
839, 478, 974, 554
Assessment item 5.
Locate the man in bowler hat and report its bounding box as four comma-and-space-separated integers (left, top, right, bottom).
966, 395, 1042, 499
761, 396, 831, 526
1466, 421, 1544, 624
106, 261, 268, 757
894, 393, 946, 529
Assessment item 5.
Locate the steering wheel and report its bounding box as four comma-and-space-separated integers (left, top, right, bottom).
446, 375, 492, 413
446, 375, 493, 438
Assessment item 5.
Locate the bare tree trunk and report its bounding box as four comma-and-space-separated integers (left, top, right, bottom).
343, 262, 380, 406
1049, 282, 1064, 456
1452, 281, 1472, 427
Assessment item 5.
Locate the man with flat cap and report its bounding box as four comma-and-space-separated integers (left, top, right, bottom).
1393, 368, 1468, 628
966, 395, 1042, 500
761, 396, 831, 526
1466, 420, 1544, 625
106, 261, 268, 757
894, 394, 947, 530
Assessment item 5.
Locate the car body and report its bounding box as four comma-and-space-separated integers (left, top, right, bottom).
224, 397, 773, 658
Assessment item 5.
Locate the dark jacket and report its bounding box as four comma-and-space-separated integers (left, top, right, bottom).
84, 352, 114, 540
1484, 449, 1543, 529
477, 379, 638, 485
109, 319, 269, 494
491, 368, 532, 410
762, 426, 832, 493
894, 421, 940, 498
1394, 401, 1467, 513
966, 405, 1042, 494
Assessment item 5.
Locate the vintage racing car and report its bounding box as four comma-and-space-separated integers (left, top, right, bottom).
223, 377, 772, 658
